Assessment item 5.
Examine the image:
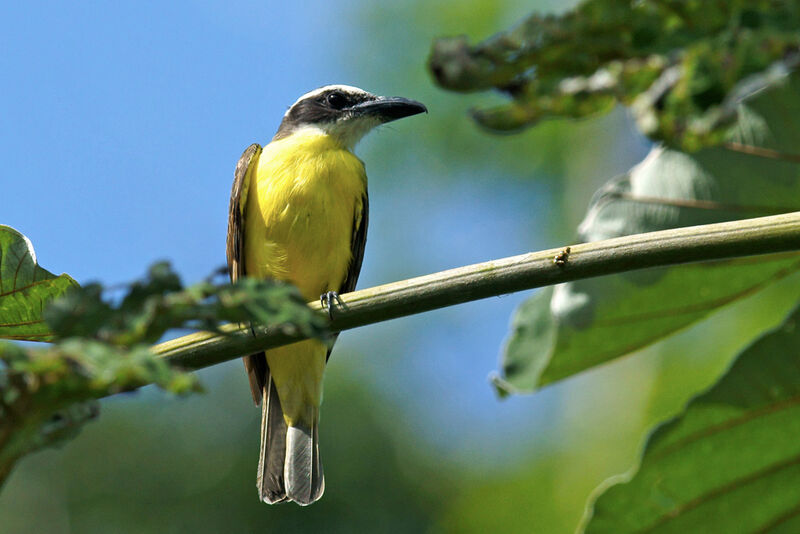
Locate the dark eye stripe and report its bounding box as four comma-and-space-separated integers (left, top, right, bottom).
274, 89, 375, 139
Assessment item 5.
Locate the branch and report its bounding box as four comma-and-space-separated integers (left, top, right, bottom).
154, 212, 800, 370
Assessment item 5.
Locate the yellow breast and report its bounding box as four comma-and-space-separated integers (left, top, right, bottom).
243, 131, 366, 301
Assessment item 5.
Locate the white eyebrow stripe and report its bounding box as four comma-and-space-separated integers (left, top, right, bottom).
283, 85, 374, 116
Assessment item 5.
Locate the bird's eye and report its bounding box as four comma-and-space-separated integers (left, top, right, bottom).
326, 92, 347, 110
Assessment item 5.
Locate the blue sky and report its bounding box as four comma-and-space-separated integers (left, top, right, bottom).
2, 1, 349, 284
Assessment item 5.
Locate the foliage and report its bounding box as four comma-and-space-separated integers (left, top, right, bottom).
3, 0, 800, 531
441, 1, 800, 532
0, 227, 328, 489
43, 262, 326, 348
429, 0, 800, 150
496, 73, 800, 395
0, 225, 78, 341
583, 302, 800, 533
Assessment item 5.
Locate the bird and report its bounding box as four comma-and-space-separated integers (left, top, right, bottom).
226, 85, 426, 505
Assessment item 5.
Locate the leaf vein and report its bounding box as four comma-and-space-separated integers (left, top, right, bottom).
0, 278, 63, 298
640, 452, 800, 533
649, 395, 800, 462
0, 319, 45, 328
752, 500, 800, 533
592, 258, 800, 327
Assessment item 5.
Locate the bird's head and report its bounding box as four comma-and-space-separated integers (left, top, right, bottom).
273, 85, 427, 149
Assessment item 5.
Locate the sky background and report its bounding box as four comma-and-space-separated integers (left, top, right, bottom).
0, 2, 676, 532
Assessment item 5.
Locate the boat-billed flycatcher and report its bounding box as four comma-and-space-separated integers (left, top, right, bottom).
226, 85, 426, 505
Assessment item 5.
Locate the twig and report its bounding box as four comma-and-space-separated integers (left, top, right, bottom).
153, 212, 800, 371
724, 142, 800, 164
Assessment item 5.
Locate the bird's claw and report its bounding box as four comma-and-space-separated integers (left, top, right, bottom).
320, 291, 344, 319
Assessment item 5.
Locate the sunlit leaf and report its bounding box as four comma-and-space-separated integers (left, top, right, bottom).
582, 302, 800, 533
0, 225, 78, 342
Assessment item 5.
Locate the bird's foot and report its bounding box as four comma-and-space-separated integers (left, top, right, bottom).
320, 291, 344, 319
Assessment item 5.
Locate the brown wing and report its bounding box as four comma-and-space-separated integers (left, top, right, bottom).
327, 192, 369, 361
226, 143, 266, 404
227, 143, 260, 281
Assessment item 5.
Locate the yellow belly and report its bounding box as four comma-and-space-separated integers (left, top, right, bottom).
243, 131, 366, 426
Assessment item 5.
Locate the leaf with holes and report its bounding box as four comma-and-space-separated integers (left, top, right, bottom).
0, 226, 78, 342
582, 303, 800, 533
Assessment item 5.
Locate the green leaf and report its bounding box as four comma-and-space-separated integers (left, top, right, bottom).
429, 0, 800, 150
0, 225, 78, 342
0, 339, 202, 489
497, 74, 800, 394
582, 302, 800, 533
43, 262, 328, 346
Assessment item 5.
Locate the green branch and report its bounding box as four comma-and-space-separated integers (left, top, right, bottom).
154, 212, 800, 370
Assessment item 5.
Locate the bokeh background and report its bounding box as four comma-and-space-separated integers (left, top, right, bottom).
0, 1, 743, 532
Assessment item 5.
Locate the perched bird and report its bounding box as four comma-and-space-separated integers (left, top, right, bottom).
226, 85, 426, 505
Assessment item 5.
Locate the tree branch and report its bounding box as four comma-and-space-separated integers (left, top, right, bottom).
153, 212, 800, 370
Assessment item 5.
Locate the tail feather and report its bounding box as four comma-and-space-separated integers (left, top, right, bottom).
284, 421, 324, 505
257, 377, 288, 504
256, 375, 325, 505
